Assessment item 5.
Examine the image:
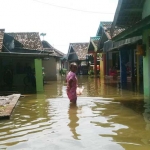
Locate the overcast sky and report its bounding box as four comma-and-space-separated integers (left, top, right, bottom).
0, 0, 118, 53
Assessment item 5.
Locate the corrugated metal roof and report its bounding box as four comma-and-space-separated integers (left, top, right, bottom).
0, 29, 5, 51
71, 43, 89, 60
7, 32, 43, 50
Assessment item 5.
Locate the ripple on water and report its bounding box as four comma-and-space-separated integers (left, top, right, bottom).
0, 78, 150, 150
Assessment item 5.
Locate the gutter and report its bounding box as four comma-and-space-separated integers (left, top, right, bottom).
0, 52, 52, 58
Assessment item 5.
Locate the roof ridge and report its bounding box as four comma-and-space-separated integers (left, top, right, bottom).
7, 32, 39, 34
70, 42, 89, 44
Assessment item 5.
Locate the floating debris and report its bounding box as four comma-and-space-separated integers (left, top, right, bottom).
0, 94, 21, 119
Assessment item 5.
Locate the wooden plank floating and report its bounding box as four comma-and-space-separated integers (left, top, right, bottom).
0, 94, 21, 119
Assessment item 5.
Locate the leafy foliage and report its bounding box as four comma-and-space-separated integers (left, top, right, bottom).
59, 69, 67, 75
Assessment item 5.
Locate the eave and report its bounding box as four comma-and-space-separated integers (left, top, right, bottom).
0, 52, 51, 58
111, 0, 145, 35
88, 36, 100, 53
112, 15, 150, 41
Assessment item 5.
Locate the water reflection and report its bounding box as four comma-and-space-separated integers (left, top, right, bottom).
142, 102, 150, 146
143, 102, 150, 130
68, 103, 80, 140
0, 76, 150, 150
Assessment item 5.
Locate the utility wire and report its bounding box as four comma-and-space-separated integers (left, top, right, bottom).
31, 0, 114, 14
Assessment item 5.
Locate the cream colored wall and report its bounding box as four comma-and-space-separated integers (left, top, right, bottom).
42, 57, 57, 81
42, 57, 62, 81
56, 58, 62, 80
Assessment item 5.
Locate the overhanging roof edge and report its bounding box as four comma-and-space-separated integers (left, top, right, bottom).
112, 15, 150, 41
111, 0, 123, 35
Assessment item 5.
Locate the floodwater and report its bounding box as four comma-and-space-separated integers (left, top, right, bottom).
0, 76, 150, 150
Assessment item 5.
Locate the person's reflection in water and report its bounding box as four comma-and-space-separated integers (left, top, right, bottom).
68, 103, 80, 140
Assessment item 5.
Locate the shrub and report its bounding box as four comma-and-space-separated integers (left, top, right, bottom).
88, 70, 94, 76
59, 69, 67, 75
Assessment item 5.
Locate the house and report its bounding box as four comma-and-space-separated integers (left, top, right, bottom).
87, 36, 100, 76
109, 0, 149, 94
95, 22, 125, 78
61, 54, 68, 70
67, 42, 89, 75
42, 40, 65, 80
0, 30, 51, 93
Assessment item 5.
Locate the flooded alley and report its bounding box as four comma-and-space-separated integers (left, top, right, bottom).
0, 76, 150, 150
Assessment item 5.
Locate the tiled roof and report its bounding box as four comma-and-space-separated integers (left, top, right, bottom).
53, 49, 64, 57
90, 36, 100, 48
42, 40, 53, 49
0, 29, 5, 51
42, 40, 54, 53
7, 32, 43, 50
101, 22, 112, 39
71, 43, 89, 60
42, 40, 64, 57
101, 22, 124, 39
112, 27, 125, 38
97, 22, 112, 37
101, 22, 112, 29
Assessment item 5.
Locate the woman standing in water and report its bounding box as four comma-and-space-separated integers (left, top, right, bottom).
66, 63, 78, 103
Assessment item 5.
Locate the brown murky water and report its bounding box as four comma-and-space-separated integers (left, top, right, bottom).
0, 76, 150, 150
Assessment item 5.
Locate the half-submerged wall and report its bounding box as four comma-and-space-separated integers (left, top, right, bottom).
43, 57, 61, 81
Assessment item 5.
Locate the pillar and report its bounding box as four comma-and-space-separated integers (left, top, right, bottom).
94, 52, 97, 76
103, 54, 106, 76
0, 59, 2, 86
34, 59, 44, 92
143, 29, 150, 98
108, 52, 112, 71
106, 52, 109, 75
136, 54, 140, 86
120, 48, 128, 84
130, 49, 135, 82
100, 53, 104, 78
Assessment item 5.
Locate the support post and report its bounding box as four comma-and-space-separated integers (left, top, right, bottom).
136, 55, 140, 86
35, 59, 44, 92
100, 53, 104, 78
106, 52, 109, 75
103, 54, 106, 76
94, 52, 97, 76
120, 48, 127, 84
130, 49, 135, 83
143, 29, 150, 99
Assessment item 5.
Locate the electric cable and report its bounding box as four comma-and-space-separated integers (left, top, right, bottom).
31, 0, 114, 14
